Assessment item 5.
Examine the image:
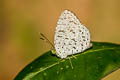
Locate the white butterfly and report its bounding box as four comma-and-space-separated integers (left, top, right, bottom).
40, 10, 92, 59
54, 10, 92, 59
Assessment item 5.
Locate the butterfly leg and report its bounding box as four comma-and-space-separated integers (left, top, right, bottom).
68, 57, 73, 69
72, 55, 77, 59
58, 58, 67, 66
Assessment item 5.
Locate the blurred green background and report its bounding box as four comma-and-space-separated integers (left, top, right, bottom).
0, 0, 120, 80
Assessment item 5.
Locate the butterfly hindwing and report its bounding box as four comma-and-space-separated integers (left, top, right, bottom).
54, 10, 91, 59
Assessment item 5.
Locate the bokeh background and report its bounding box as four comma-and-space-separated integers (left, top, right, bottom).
0, 0, 120, 80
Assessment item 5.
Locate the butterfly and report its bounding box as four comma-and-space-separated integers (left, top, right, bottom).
40, 10, 92, 59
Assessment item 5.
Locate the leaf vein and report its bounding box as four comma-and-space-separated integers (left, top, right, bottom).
23, 47, 117, 80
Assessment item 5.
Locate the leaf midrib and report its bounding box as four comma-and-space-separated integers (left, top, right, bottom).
23, 47, 117, 80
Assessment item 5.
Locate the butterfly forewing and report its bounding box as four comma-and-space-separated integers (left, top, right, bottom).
54, 10, 91, 59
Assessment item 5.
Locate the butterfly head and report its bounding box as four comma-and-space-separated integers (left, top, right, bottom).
51, 49, 56, 55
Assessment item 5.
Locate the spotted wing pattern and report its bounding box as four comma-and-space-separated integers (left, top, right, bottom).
54, 10, 91, 58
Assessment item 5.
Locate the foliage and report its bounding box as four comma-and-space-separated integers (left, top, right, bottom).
14, 42, 120, 80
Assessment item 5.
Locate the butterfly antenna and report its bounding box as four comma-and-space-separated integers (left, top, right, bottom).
68, 57, 73, 69
39, 33, 54, 49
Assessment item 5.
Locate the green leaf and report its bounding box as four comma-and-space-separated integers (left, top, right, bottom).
14, 42, 120, 80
